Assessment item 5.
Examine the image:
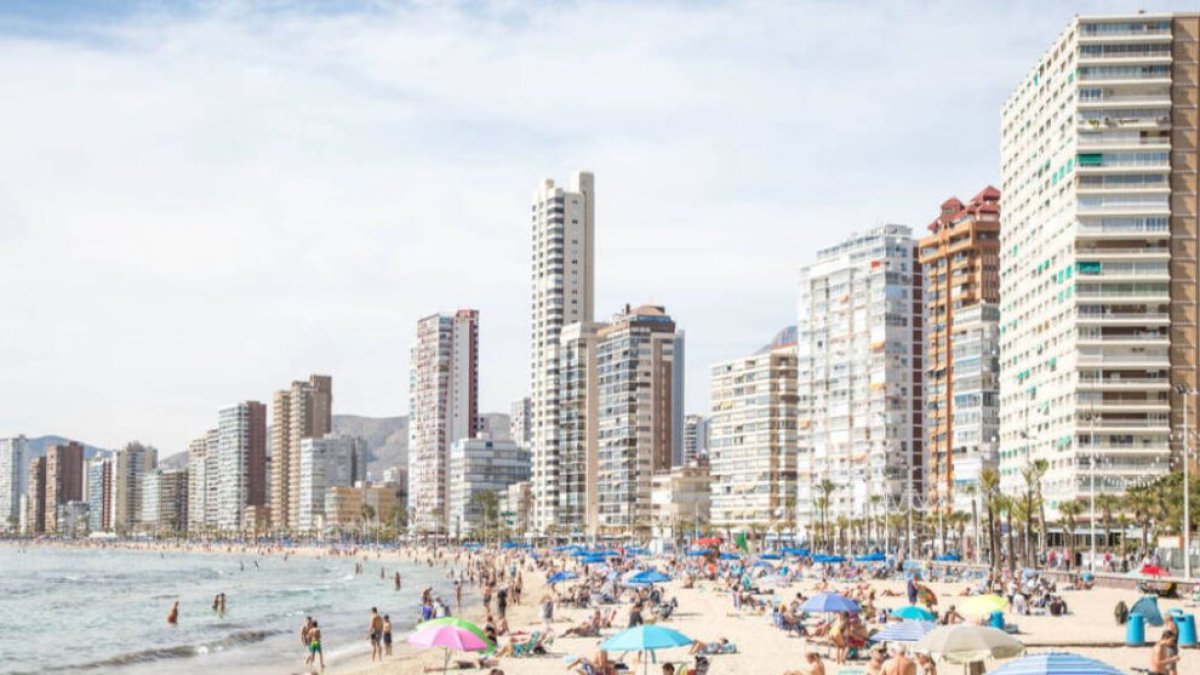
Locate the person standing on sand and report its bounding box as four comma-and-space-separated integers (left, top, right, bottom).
456, 580, 463, 611
167, 601, 179, 625
368, 606, 384, 662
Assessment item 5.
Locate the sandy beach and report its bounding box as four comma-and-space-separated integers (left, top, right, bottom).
337, 554, 1200, 675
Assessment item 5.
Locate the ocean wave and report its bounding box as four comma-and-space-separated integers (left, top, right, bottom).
24, 628, 284, 674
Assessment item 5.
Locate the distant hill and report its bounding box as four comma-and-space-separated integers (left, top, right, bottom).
332, 414, 408, 477
26, 435, 112, 461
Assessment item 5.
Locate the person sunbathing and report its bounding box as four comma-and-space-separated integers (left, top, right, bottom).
566, 649, 618, 675
425, 657, 499, 671
688, 638, 736, 655
564, 610, 602, 637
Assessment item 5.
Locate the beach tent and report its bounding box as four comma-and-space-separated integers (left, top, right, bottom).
1129, 595, 1164, 626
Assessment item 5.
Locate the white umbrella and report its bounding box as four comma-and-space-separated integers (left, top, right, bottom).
915, 625, 1025, 665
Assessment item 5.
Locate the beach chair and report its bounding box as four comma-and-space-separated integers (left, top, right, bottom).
512, 631, 541, 657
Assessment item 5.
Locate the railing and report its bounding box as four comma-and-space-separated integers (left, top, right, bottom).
1077, 332, 1169, 341
1077, 312, 1170, 321
1079, 377, 1171, 386
1076, 247, 1169, 255
1077, 353, 1169, 363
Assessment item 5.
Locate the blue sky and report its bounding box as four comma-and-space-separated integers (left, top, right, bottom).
0, 0, 1191, 454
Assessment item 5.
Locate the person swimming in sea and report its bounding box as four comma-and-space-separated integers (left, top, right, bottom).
167, 600, 179, 625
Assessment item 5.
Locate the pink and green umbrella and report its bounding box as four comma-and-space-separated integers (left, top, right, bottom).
409, 622, 491, 674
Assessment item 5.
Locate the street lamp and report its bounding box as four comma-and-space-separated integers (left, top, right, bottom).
1176, 384, 1194, 580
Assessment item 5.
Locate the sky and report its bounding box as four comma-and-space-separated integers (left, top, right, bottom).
0, 0, 1191, 454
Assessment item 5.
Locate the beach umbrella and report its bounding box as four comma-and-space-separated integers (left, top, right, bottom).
719, 552, 740, 560
751, 560, 774, 568
855, 552, 887, 563
602, 625, 694, 675
548, 570, 579, 584
869, 620, 937, 644
959, 594, 1008, 618
687, 549, 709, 557
936, 553, 962, 562
892, 605, 936, 621
800, 592, 861, 613
986, 652, 1120, 675
626, 569, 671, 585
782, 547, 810, 556
915, 625, 1025, 664
409, 623, 492, 674
760, 552, 782, 560
417, 617, 493, 653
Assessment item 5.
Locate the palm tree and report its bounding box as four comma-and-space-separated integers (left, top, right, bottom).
1096, 494, 1119, 551
868, 495, 883, 548
1032, 459, 1049, 556
1058, 499, 1084, 551
980, 468, 1001, 570
815, 479, 836, 551
996, 494, 1016, 572
1020, 463, 1039, 566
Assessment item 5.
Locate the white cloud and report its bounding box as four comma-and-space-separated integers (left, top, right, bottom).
0, 0, 1188, 452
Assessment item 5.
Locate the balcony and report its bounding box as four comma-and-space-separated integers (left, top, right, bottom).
1077, 351, 1170, 366
1078, 376, 1171, 389
1078, 418, 1170, 430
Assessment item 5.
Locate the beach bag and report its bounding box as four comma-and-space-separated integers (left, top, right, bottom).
1114, 600, 1128, 625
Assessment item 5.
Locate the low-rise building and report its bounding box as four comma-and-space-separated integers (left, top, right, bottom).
448, 437, 531, 537
324, 485, 398, 531
650, 464, 712, 543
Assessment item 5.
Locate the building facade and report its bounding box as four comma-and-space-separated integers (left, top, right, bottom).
709, 339, 798, 530
271, 375, 333, 530
682, 416, 710, 466
448, 437, 531, 536
918, 188, 1002, 514
797, 225, 924, 533
530, 171, 595, 532
650, 464, 712, 543
558, 321, 603, 534
217, 401, 267, 531
45, 442, 85, 535
0, 435, 27, 530
408, 310, 480, 534
86, 457, 113, 532
594, 304, 683, 536
999, 13, 1199, 514
510, 397, 532, 449
112, 441, 157, 531
25, 457, 46, 535
298, 434, 367, 531
324, 485, 397, 530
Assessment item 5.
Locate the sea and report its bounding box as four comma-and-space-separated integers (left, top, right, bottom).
0, 545, 457, 674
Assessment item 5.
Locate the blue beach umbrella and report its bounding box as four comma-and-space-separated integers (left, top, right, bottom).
855, 552, 886, 562
719, 552, 739, 560
760, 552, 782, 560
687, 549, 709, 557
893, 605, 937, 621
548, 571, 578, 584
799, 592, 860, 613
627, 569, 671, 585
987, 652, 1122, 675
935, 553, 962, 562
870, 620, 937, 644
602, 625, 694, 675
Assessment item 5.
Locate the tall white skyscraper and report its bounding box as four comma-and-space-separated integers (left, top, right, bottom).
217, 402, 267, 531
408, 309, 479, 534
797, 225, 924, 533
998, 13, 1199, 512
0, 436, 27, 531
530, 171, 595, 532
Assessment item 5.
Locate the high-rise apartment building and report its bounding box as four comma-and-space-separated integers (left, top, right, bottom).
797, 225, 924, 532
217, 401, 267, 531
25, 457, 46, 535
919, 188, 1002, 514
558, 321, 603, 534
270, 375, 331, 529
86, 457, 114, 532
682, 415, 710, 466
0, 435, 27, 530
530, 171, 595, 532
112, 441, 157, 531
154, 469, 189, 534
187, 433, 211, 531
709, 336, 798, 529
408, 310, 480, 534
510, 397, 532, 449
298, 433, 366, 531
594, 305, 683, 536
45, 442, 85, 534
448, 437, 532, 536
999, 13, 1199, 513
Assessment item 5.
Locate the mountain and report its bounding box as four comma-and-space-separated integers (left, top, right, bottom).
26, 435, 112, 461
332, 414, 408, 476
